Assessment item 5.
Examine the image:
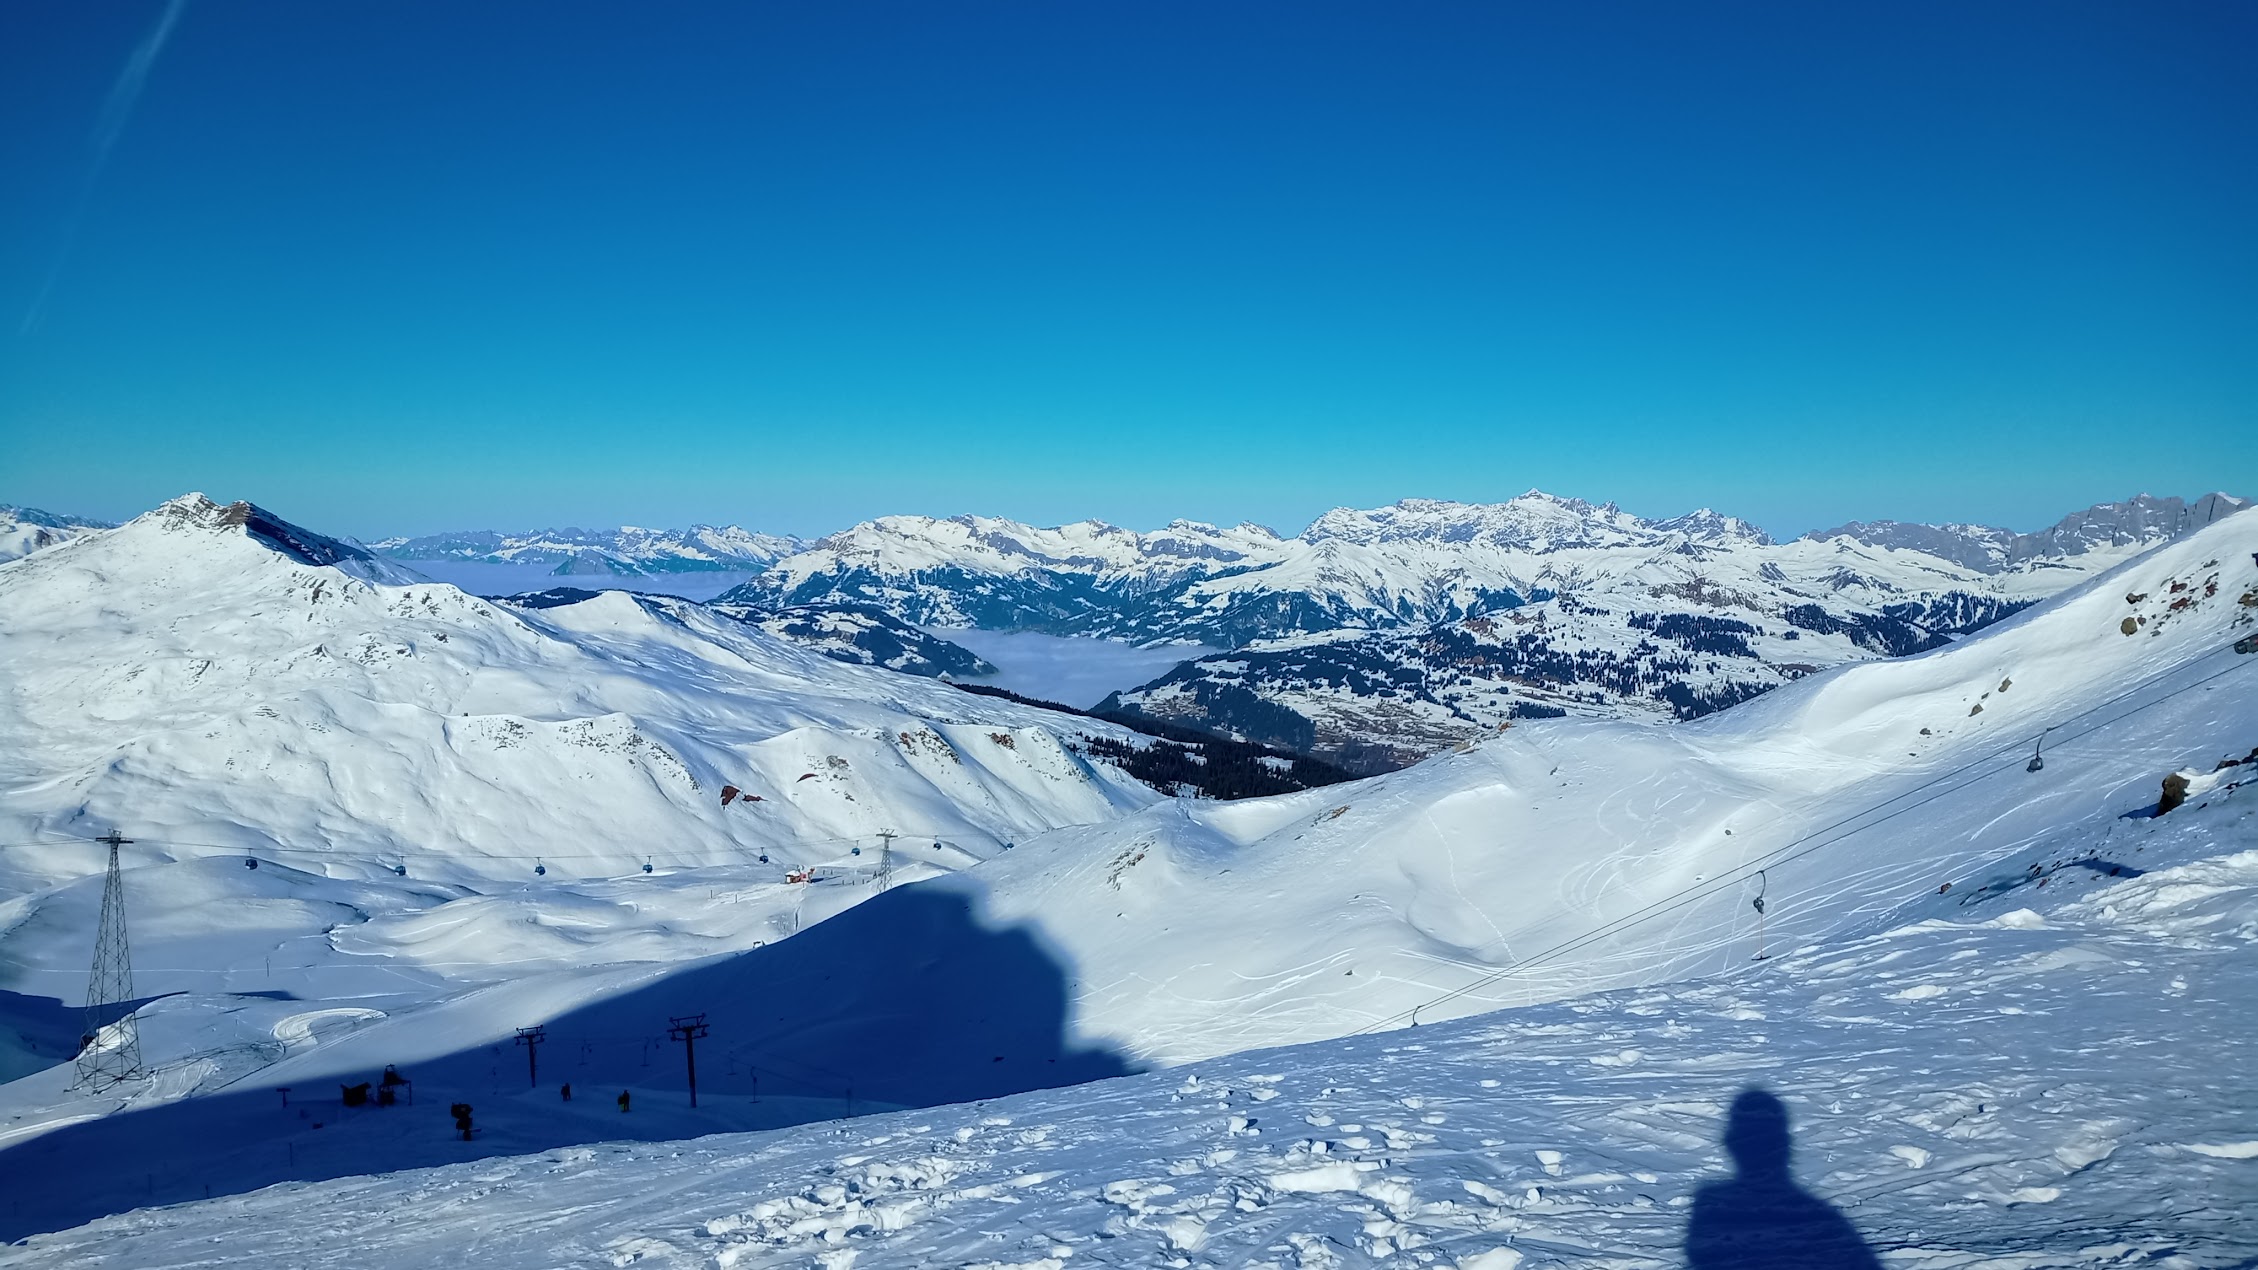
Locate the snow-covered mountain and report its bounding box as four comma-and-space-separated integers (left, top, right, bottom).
0, 493, 1165, 893
1811, 491, 2250, 573
15, 492, 2246, 772
728, 491, 2247, 770
498, 588, 999, 679
1100, 569, 2039, 771
727, 513, 1295, 633
728, 492, 2243, 649
0, 504, 110, 563
718, 508, 2258, 1068
372, 523, 804, 576
1, 498, 2251, 1257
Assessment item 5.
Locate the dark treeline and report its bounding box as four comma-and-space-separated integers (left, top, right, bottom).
950, 682, 1356, 799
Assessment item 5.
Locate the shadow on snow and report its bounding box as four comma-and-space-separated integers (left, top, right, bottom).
1686, 1087, 1883, 1270
0, 883, 1135, 1243
0, 990, 191, 1085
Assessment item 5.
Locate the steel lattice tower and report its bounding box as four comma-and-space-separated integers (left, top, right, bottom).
74, 831, 144, 1091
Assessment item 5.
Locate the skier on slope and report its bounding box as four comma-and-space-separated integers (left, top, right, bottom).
617, 1090, 631, 1112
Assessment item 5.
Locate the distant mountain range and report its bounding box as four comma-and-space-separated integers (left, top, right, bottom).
10, 490, 2246, 772
713, 491, 2250, 769
370, 524, 803, 576
0, 505, 111, 563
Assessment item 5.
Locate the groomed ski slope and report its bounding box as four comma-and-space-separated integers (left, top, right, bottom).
7, 764, 2254, 1268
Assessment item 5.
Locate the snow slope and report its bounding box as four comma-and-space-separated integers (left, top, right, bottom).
0, 494, 1163, 893
715, 509, 2258, 1069
0, 499, 2251, 1253
0, 494, 1201, 1238
7, 746, 2255, 1267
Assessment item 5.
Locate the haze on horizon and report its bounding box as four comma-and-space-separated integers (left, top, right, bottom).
2, 3, 2252, 541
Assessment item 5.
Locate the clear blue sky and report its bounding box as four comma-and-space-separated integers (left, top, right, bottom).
3, 2, 2251, 540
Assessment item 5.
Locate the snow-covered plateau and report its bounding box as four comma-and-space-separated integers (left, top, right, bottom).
0, 493, 2253, 1264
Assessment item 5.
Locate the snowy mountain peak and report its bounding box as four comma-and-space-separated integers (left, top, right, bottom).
373, 522, 803, 576
128, 494, 425, 584
1654, 506, 1773, 546
0, 491, 1170, 893
776, 512, 1291, 584
1299, 492, 1757, 550
1805, 491, 2250, 574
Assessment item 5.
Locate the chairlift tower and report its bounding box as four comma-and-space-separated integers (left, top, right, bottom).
668, 1014, 710, 1108
875, 831, 898, 891
74, 831, 145, 1091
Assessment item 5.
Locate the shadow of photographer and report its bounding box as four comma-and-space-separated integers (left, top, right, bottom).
1686, 1087, 1882, 1270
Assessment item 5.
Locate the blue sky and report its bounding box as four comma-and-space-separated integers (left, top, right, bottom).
2, 2, 2251, 540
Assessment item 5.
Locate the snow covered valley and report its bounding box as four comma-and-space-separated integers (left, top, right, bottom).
0, 496, 2254, 1263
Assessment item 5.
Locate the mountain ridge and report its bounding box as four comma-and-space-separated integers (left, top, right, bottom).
12, 489, 2244, 771
371, 523, 804, 576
